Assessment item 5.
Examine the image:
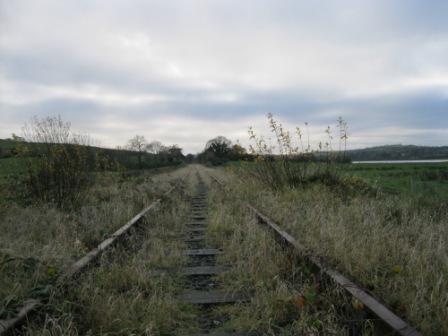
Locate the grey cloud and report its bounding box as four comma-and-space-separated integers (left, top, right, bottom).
1, 0, 447, 152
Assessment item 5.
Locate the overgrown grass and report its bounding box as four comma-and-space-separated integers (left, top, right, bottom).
0, 165, 191, 322
228, 160, 448, 202
3, 163, 446, 335
216, 165, 447, 335
17, 175, 201, 335
203, 167, 373, 335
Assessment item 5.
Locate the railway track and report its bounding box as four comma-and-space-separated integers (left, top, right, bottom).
176, 174, 249, 335
1, 169, 423, 335
210, 174, 422, 336
0, 187, 175, 335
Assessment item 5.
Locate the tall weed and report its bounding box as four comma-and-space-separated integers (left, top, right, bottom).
248, 114, 349, 190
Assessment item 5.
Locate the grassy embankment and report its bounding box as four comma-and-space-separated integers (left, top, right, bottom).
0, 157, 28, 176
218, 162, 447, 335
0, 138, 184, 187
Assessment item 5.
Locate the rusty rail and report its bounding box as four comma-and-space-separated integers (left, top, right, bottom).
209, 174, 422, 336
0, 187, 174, 335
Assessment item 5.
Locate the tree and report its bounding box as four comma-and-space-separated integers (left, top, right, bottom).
229, 143, 247, 160
11, 133, 25, 142
127, 135, 147, 169
185, 154, 195, 163
166, 145, 183, 160
146, 140, 165, 154
199, 136, 233, 165
205, 136, 232, 158
159, 145, 184, 163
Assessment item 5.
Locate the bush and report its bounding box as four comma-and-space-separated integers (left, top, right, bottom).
248, 114, 349, 190
21, 116, 94, 208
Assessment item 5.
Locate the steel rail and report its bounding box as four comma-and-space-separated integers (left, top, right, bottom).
209, 174, 422, 336
0, 187, 175, 335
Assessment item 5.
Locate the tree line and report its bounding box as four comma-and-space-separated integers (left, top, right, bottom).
125, 134, 250, 167
0, 116, 250, 208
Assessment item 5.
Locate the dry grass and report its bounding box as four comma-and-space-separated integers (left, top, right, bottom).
10, 166, 201, 335
204, 169, 367, 336
3, 163, 445, 335
0, 166, 194, 321
215, 165, 448, 335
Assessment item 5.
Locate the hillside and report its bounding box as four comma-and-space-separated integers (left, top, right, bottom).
347, 144, 448, 161
0, 138, 183, 172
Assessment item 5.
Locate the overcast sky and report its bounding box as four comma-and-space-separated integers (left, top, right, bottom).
1, 0, 448, 153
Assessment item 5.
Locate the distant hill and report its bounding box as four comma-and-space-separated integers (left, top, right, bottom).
3, 138, 448, 164
346, 145, 448, 161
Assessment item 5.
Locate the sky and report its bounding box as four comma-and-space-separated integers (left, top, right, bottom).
1, 0, 448, 153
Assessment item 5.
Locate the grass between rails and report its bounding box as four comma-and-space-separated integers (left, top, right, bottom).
212, 165, 448, 335
0, 165, 192, 323
17, 174, 200, 336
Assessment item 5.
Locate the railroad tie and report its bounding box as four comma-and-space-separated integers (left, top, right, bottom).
191, 334, 250, 336
181, 266, 230, 276
177, 290, 248, 305
182, 249, 223, 256
177, 176, 250, 335
185, 227, 207, 233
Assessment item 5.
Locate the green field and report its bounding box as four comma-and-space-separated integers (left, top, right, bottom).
228, 160, 448, 202
345, 162, 448, 200
0, 157, 29, 177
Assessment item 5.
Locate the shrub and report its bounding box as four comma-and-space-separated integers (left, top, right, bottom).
21, 116, 93, 208
248, 114, 349, 190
